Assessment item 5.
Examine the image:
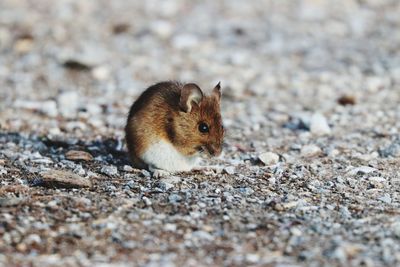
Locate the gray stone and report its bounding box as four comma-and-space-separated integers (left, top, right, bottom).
238, 187, 254, 196
301, 144, 322, 158
224, 166, 235, 175
348, 166, 377, 176
168, 194, 182, 203
378, 193, 392, 204
100, 165, 118, 177
258, 152, 279, 165
310, 113, 331, 135
159, 176, 181, 191
57, 91, 80, 118
39, 170, 91, 188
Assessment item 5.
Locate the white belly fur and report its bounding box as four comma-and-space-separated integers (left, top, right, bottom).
141, 140, 199, 172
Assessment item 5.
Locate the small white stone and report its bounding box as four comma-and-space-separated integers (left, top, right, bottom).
172, 34, 198, 49
142, 196, 152, 206
152, 169, 170, 178
378, 193, 391, 204
61, 44, 108, 67
47, 200, 58, 208
150, 20, 173, 39
290, 227, 303, 236
164, 223, 177, 232
48, 127, 61, 136
159, 176, 181, 190
258, 152, 279, 165
25, 234, 41, 244
348, 166, 377, 176
268, 177, 276, 185
88, 118, 104, 128
328, 149, 340, 157
57, 91, 80, 118
310, 113, 331, 135
224, 166, 235, 175
246, 253, 260, 263
86, 103, 102, 116
191, 230, 214, 241
14, 100, 58, 117
368, 176, 386, 183
73, 165, 86, 176
300, 144, 322, 158
392, 222, 400, 238
41, 100, 58, 117
354, 152, 379, 161
100, 165, 118, 176
0, 166, 7, 175
123, 165, 134, 172
159, 181, 174, 191
91, 66, 110, 81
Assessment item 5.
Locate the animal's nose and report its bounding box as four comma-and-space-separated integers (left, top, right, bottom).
215, 146, 222, 156
210, 144, 222, 156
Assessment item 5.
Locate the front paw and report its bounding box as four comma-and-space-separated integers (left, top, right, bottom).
151, 168, 171, 178
192, 165, 223, 174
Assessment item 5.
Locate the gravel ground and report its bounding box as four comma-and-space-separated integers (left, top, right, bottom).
1, 0, 400, 266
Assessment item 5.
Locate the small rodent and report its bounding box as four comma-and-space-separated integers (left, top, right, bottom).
125, 81, 224, 172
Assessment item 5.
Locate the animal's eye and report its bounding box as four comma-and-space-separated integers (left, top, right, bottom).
198, 122, 209, 133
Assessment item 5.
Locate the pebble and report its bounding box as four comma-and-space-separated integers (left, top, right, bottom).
150, 20, 173, 39
378, 193, 391, 204
24, 234, 41, 245
340, 206, 352, 219
258, 152, 279, 165
348, 166, 377, 176
379, 141, 400, 158
159, 176, 181, 191
238, 187, 254, 196
57, 91, 80, 118
14, 38, 33, 53
168, 194, 182, 203
172, 34, 198, 49
300, 144, 322, 158
140, 169, 151, 178
123, 165, 134, 172
91, 66, 110, 81
310, 113, 331, 136
223, 192, 234, 202
65, 150, 93, 161
14, 100, 58, 117
61, 44, 108, 68
0, 166, 7, 175
73, 165, 86, 176
142, 196, 152, 206
368, 176, 386, 188
190, 230, 214, 241
392, 222, 400, 238
0, 197, 26, 207
224, 166, 235, 175
100, 165, 118, 177
125, 180, 135, 189
164, 223, 177, 232
39, 170, 91, 188
337, 95, 356, 106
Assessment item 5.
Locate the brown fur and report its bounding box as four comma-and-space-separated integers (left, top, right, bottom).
125, 81, 224, 169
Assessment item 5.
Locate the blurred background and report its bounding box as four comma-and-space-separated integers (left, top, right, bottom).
0, 0, 399, 140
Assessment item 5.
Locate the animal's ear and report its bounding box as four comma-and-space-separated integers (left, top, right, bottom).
180, 83, 204, 113
212, 81, 221, 101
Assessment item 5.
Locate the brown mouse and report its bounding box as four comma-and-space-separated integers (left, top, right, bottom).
125, 81, 224, 172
